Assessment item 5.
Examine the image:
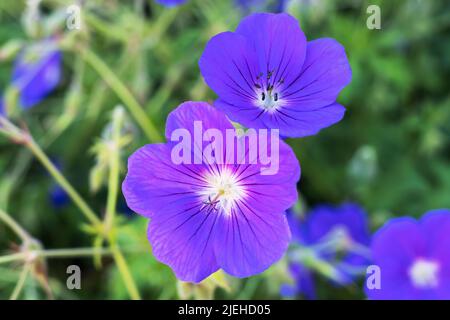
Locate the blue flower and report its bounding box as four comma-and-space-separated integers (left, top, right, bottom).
49, 185, 70, 209
199, 13, 351, 138
122, 101, 300, 282
301, 203, 372, 285
284, 203, 371, 298
0, 98, 4, 116
11, 40, 61, 110
48, 159, 69, 209
366, 209, 450, 300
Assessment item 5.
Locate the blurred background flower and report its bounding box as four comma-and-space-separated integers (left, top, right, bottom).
283, 203, 371, 299
11, 39, 61, 110
367, 209, 450, 300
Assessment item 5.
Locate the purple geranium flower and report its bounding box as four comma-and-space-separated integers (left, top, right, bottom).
12, 40, 61, 110
366, 209, 450, 300
284, 203, 371, 298
155, 0, 187, 7
283, 209, 317, 299
282, 263, 316, 299
122, 101, 300, 282
303, 203, 371, 284
199, 13, 352, 138
0, 98, 4, 116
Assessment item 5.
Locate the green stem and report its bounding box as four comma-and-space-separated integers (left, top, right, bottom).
38, 247, 112, 259
25, 137, 102, 228
10, 263, 31, 300
103, 108, 141, 300
0, 209, 31, 242
80, 48, 162, 142
110, 242, 141, 300
0, 253, 27, 265
0, 246, 147, 265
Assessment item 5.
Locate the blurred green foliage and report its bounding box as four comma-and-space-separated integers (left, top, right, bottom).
0, 0, 449, 299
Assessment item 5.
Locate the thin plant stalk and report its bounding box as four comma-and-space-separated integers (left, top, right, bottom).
10, 263, 31, 300
80, 48, 162, 143
0, 208, 31, 242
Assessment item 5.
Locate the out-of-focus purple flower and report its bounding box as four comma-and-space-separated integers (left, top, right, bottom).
155, 0, 187, 7
303, 203, 371, 284
281, 261, 317, 299
0, 98, 4, 116
284, 203, 370, 298
199, 13, 351, 138
49, 185, 70, 209
12, 40, 61, 109
48, 159, 69, 209
122, 101, 300, 283
366, 209, 450, 300
236, 0, 287, 13
282, 209, 317, 299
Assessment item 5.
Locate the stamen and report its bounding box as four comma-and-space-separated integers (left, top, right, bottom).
253, 70, 282, 111
200, 168, 246, 215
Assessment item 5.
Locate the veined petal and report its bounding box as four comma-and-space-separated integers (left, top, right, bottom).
199, 32, 259, 107
280, 38, 352, 110
165, 101, 235, 165
122, 143, 208, 218
263, 102, 345, 138
148, 203, 220, 283
212, 137, 299, 277
165, 101, 234, 139
235, 13, 307, 89
214, 206, 291, 277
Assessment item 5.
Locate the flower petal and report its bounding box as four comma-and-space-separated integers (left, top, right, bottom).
235, 13, 307, 88
122, 143, 208, 218
165, 101, 234, 139
421, 209, 450, 299
13, 44, 61, 109
367, 218, 426, 300
271, 102, 346, 138
199, 32, 260, 108
148, 203, 220, 283
165, 101, 235, 165
214, 207, 291, 278
212, 135, 298, 277
280, 38, 351, 109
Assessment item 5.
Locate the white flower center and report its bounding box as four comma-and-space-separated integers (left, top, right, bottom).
256, 89, 281, 111
199, 168, 246, 215
328, 225, 353, 250
408, 259, 440, 289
